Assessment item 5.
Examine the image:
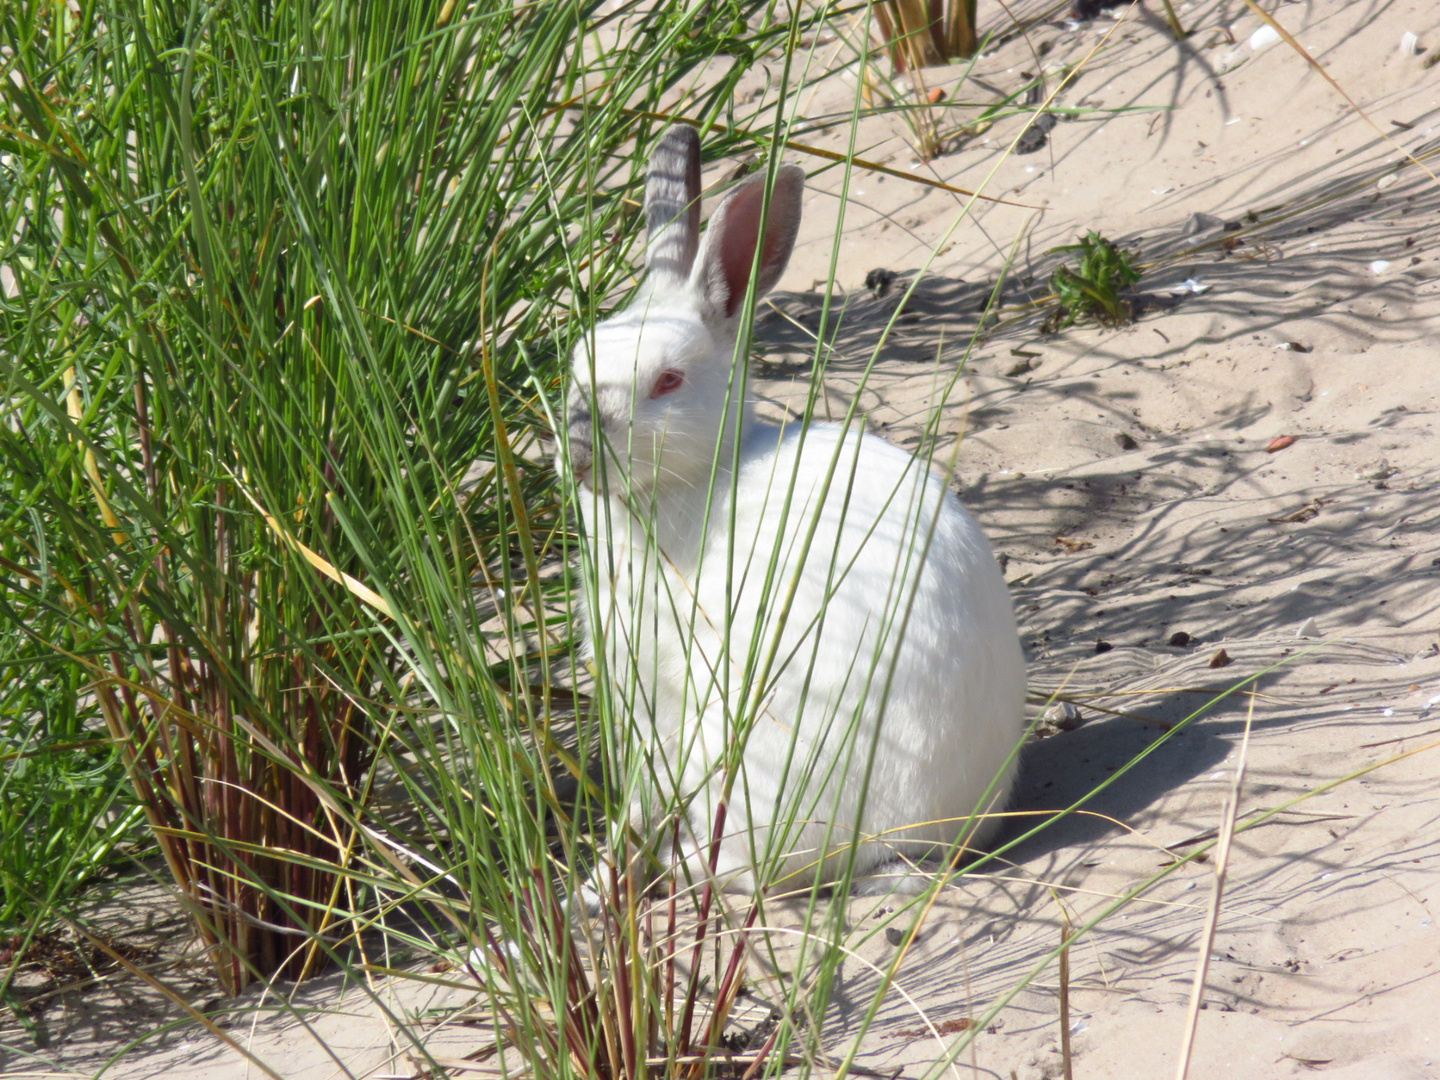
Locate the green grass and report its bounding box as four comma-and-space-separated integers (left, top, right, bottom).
1045, 230, 1143, 330
0, 656, 142, 928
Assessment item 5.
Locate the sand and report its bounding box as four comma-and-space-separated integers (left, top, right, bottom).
7, 0, 1438, 1076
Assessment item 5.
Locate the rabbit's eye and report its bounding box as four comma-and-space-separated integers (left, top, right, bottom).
651, 369, 684, 398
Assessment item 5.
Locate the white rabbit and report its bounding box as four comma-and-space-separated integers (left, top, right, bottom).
565, 126, 1026, 893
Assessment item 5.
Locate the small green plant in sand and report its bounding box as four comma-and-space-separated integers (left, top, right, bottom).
1045, 231, 1142, 330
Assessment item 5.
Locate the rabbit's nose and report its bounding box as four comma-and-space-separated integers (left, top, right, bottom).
564, 425, 594, 483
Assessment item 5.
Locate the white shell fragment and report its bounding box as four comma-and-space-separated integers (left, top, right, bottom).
1249, 24, 1281, 51
1296, 617, 1321, 639
1169, 277, 1212, 295
1400, 32, 1420, 55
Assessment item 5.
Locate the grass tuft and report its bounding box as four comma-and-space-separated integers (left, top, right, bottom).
1044, 231, 1142, 330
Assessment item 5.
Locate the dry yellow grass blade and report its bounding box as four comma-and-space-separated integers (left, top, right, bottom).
64, 366, 127, 546
235, 485, 397, 620
1174, 695, 1255, 1080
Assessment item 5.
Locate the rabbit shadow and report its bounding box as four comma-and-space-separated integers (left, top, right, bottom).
1000, 703, 1232, 864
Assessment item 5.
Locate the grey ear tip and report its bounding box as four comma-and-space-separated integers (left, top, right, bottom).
659, 124, 700, 152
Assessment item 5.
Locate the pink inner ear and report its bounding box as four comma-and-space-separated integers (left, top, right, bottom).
717, 186, 766, 320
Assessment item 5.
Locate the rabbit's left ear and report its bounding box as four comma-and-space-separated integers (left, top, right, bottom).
693, 164, 805, 324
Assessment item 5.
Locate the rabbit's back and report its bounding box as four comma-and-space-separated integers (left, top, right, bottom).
674, 421, 1025, 887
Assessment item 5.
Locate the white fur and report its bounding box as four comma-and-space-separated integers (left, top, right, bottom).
566, 127, 1026, 893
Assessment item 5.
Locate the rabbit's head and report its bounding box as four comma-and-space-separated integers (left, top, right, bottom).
566, 126, 804, 496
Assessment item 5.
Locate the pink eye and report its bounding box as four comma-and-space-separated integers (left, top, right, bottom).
651, 369, 684, 398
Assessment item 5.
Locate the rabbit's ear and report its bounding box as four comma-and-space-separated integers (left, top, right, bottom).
692, 164, 804, 324
645, 126, 702, 287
